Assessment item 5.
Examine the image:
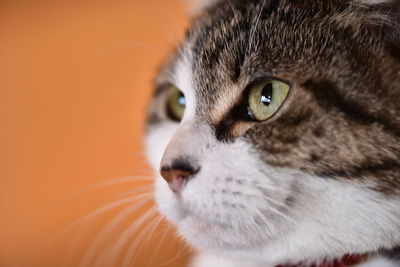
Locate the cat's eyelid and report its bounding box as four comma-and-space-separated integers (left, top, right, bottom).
246, 75, 293, 89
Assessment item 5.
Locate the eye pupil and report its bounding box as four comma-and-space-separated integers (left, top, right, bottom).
261, 83, 273, 106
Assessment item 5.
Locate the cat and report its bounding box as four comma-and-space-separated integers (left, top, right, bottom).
145, 0, 400, 266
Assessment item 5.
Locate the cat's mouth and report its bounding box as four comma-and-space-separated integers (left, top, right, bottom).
277, 254, 369, 267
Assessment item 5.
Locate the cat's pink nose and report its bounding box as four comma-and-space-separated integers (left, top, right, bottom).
160, 163, 198, 193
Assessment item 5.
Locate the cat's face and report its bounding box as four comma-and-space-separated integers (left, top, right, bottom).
146, 0, 400, 265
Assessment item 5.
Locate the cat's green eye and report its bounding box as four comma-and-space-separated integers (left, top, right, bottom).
167, 86, 186, 121
247, 79, 290, 121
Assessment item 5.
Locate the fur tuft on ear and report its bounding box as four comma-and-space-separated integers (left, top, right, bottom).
183, 0, 221, 16
352, 0, 399, 5
354, 0, 396, 5
328, 0, 399, 28
349, 0, 400, 24
331, 0, 400, 58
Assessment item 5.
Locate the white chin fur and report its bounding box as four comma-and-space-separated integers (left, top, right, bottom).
190, 254, 399, 267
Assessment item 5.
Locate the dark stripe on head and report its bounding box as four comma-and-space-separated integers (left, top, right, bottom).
303, 79, 400, 138
317, 158, 400, 194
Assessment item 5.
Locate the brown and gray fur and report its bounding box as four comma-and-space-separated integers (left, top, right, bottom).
145, 0, 400, 266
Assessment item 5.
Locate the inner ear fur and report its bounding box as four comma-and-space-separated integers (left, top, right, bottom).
184, 0, 221, 16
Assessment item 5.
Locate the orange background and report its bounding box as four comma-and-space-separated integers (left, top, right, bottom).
0, 1, 190, 266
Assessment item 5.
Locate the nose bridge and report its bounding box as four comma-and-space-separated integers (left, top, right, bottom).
161, 122, 208, 167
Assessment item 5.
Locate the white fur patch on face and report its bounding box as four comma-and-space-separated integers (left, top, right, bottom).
145, 122, 176, 170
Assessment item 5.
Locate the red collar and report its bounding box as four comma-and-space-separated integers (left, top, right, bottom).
276, 254, 369, 267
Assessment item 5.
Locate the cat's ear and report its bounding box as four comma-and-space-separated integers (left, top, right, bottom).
337, 0, 400, 57
353, 0, 398, 6
183, 0, 221, 16
346, 0, 400, 27
355, 0, 396, 4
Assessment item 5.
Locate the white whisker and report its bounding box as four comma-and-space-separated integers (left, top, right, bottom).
121, 215, 163, 267
251, 181, 290, 193
53, 176, 154, 205
78, 196, 153, 267
236, 206, 268, 234
61, 217, 93, 267
15, 193, 153, 267
147, 221, 170, 267
159, 238, 191, 266
100, 185, 154, 205
252, 206, 275, 231
102, 206, 158, 266
261, 194, 287, 208
260, 195, 298, 226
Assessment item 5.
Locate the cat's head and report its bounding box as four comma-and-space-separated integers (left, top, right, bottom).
145, 0, 400, 265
